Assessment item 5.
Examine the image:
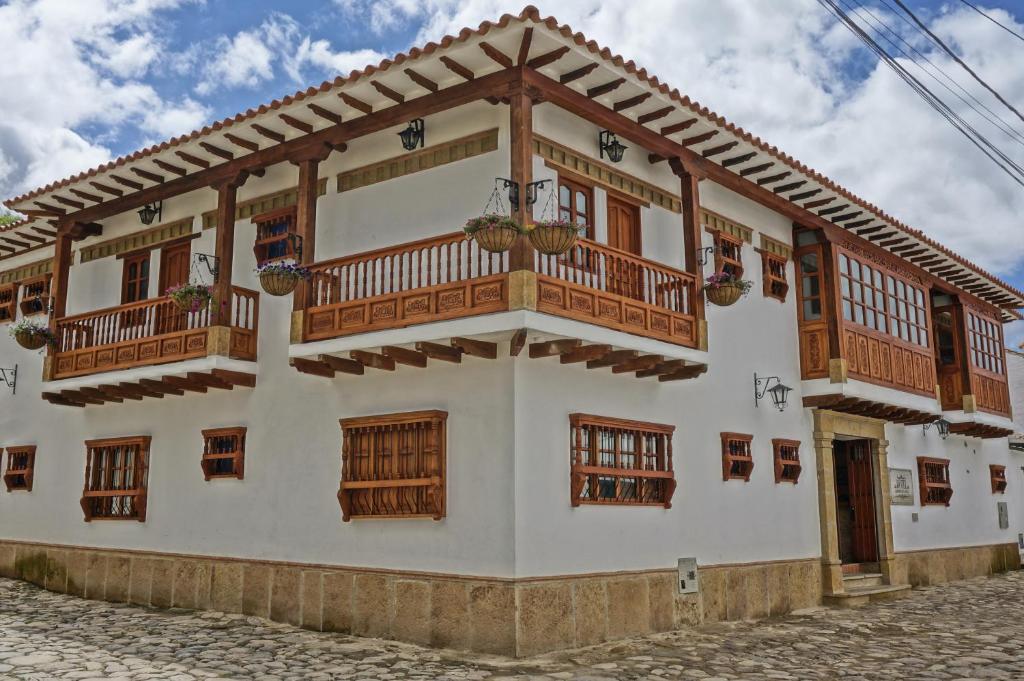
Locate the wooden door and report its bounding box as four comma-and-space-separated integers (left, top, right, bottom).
158, 241, 192, 334
933, 303, 966, 411
606, 196, 641, 298
845, 440, 878, 563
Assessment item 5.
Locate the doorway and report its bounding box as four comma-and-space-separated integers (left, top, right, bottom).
833, 439, 879, 566
605, 195, 642, 299
158, 241, 192, 334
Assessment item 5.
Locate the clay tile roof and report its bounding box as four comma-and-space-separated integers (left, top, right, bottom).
1, 5, 1021, 308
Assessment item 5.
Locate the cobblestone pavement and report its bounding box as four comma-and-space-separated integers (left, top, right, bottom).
1, 572, 1023, 681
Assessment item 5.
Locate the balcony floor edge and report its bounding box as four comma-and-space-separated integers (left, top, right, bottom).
42, 356, 258, 393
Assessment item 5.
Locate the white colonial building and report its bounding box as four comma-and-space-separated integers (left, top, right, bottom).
0, 6, 1019, 657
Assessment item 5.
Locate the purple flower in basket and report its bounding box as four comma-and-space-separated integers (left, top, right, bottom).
166, 283, 214, 313
255, 262, 312, 279
703, 271, 753, 294
464, 213, 522, 236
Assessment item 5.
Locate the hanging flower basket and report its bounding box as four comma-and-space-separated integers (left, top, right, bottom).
166, 283, 214, 313
703, 272, 753, 307
9, 320, 55, 351
256, 262, 311, 296
527, 220, 584, 256
464, 214, 523, 254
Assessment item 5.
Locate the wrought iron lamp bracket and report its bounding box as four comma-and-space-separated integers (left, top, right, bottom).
525, 179, 550, 208
696, 246, 717, 267
194, 254, 220, 283
754, 372, 792, 411
0, 365, 17, 394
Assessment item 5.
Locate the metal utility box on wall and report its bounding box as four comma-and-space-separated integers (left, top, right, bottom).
677, 557, 699, 594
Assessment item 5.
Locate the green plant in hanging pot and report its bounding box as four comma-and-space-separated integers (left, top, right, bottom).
703, 272, 752, 307
166, 283, 214, 313
9, 319, 56, 351
527, 219, 585, 256
256, 262, 311, 296
464, 214, 524, 254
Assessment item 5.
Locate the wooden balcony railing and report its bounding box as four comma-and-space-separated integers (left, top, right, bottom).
299, 233, 700, 349
535, 238, 700, 347
303, 232, 510, 341
51, 286, 259, 380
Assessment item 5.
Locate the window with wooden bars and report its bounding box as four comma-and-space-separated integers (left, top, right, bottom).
712, 231, 744, 278
201, 427, 246, 481
917, 457, 952, 506
721, 433, 754, 482
772, 439, 801, 484
0, 284, 16, 322
18, 275, 50, 316
967, 312, 1005, 376
252, 207, 297, 265
760, 251, 789, 302
338, 411, 446, 521
569, 414, 676, 507
3, 446, 35, 492
990, 465, 1007, 494
81, 436, 150, 521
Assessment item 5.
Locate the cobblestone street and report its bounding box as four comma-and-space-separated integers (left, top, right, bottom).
0, 572, 1022, 680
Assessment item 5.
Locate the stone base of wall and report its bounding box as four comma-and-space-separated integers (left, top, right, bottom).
0, 540, 1015, 656
891, 543, 1021, 587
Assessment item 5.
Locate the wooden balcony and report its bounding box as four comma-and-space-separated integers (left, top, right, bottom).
50, 286, 259, 381
297, 232, 701, 349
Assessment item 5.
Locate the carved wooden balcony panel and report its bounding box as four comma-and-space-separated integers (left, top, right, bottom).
51, 286, 259, 380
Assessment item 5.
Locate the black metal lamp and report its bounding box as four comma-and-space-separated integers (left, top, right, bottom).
755, 373, 793, 412
138, 201, 162, 226
599, 130, 627, 163
924, 417, 951, 440
398, 119, 425, 151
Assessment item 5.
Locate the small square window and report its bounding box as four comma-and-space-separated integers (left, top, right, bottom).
82, 437, 150, 521
990, 465, 1007, 494
3, 446, 36, 492
201, 428, 246, 480
772, 439, 801, 484
917, 457, 952, 507
721, 433, 754, 482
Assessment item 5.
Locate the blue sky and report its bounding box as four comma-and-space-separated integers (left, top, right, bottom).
0, 0, 1022, 341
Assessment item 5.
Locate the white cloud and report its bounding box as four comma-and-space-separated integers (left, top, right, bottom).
196, 28, 277, 95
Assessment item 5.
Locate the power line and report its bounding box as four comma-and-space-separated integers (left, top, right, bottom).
956, 0, 1024, 43
816, 0, 1024, 187
889, 0, 1024, 126
854, 1, 1024, 147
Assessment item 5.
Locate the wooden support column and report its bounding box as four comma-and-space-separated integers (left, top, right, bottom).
292, 144, 333, 312
49, 229, 73, 324
671, 159, 706, 327
212, 173, 248, 325
508, 77, 535, 272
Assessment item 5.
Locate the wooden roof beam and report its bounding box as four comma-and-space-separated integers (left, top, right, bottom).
681, 130, 718, 147
587, 78, 625, 98
68, 188, 102, 203
382, 345, 428, 368
319, 354, 365, 375
804, 196, 836, 209
307, 103, 343, 124
722, 152, 757, 168
152, 159, 187, 177
703, 141, 739, 158
451, 337, 497, 359
587, 350, 639, 369
439, 56, 475, 81
404, 68, 438, 93
559, 344, 612, 364
613, 92, 653, 112
369, 82, 405, 106
53, 196, 85, 210
637, 106, 675, 125
739, 162, 774, 177
130, 167, 164, 184
109, 175, 143, 191
517, 27, 533, 65
415, 341, 463, 363
479, 41, 513, 68
559, 62, 599, 84
224, 133, 260, 153
529, 339, 582, 358
773, 180, 807, 194
757, 171, 792, 186
818, 204, 849, 216
174, 151, 210, 170
789, 188, 822, 201
527, 46, 570, 69
89, 182, 123, 197
198, 142, 234, 161
252, 124, 286, 143
350, 349, 396, 371
661, 119, 698, 136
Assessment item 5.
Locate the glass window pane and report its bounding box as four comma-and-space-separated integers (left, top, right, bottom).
805, 299, 822, 320
839, 254, 849, 275
575, 190, 587, 214
842, 300, 852, 321
854, 305, 864, 325
840, 277, 850, 297
559, 185, 570, 207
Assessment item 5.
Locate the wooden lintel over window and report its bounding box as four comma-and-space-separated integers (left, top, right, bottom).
721, 432, 754, 482
18, 274, 51, 316
3, 446, 35, 492
252, 206, 297, 265
339, 411, 447, 521
990, 465, 1007, 494
772, 439, 801, 483
758, 249, 789, 302
569, 414, 676, 508
917, 456, 952, 506
81, 436, 150, 521
0, 284, 15, 322
201, 427, 246, 480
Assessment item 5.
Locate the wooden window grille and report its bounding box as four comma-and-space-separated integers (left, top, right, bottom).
772, 439, 801, 484
569, 414, 676, 508
967, 312, 1005, 376
917, 457, 952, 506
721, 432, 754, 482
557, 176, 595, 239
252, 207, 297, 265
838, 251, 929, 348
0, 284, 16, 322
3, 446, 35, 492
990, 465, 1007, 494
18, 275, 50, 316
712, 231, 744, 278
760, 251, 789, 302
81, 436, 150, 521
338, 411, 447, 521
201, 427, 246, 480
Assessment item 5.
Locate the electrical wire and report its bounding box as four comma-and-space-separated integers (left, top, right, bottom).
956, 0, 1024, 43
888, 0, 1024, 125
816, 0, 1024, 187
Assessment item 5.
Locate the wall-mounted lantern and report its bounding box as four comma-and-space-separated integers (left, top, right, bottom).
137, 201, 162, 226
398, 119, 425, 151
599, 130, 627, 163
754, 373, 792, 412
923, 417, 951, 440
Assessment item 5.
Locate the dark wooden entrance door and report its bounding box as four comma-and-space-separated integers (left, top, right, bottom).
158, 241, 192, 334
834, 439, 879, 564
606, 195, 641, 298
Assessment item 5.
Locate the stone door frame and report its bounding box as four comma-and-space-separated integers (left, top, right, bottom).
812, 409, 899, 595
